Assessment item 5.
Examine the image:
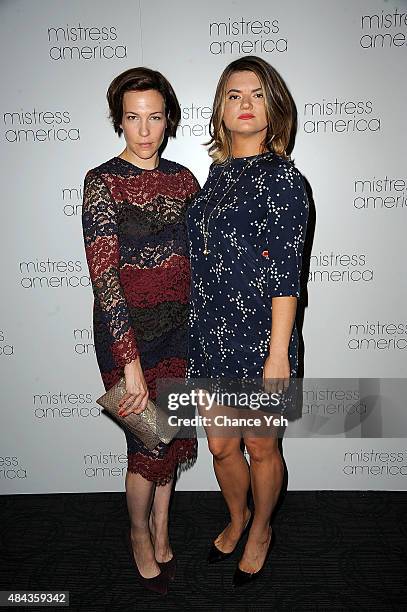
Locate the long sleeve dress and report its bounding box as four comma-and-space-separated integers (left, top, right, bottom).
186, 152, 308, 382
82, 156, 199, 484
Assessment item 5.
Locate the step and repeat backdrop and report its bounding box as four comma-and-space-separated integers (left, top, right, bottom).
1, 0, 406, 493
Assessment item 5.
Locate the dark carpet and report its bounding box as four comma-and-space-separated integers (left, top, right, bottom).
0, 491, 406, 612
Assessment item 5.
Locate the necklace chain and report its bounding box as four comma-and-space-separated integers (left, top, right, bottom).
200, 155, 262, 256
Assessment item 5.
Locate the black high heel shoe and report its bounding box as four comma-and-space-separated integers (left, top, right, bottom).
232, 527, 274, 588
157, 555, 176, 581
208, 511, 253, 564
126, 531, 169, 595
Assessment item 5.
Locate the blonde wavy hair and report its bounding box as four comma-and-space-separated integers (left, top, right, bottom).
207, 56, 294, 164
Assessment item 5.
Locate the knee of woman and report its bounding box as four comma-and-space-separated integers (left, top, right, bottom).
244, 438, 278, 463
207, 438, 235, 460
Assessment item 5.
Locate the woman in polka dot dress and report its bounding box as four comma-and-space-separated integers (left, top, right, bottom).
186, 56, 308, 586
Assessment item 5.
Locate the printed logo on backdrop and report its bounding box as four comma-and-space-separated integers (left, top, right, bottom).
302, 98, 381, 134
309, 251, 374, 283
353, 176, 407, 211
47, 23, 127, 61
0, 456, 28, 480
33, 391, 100, 419
209, 17, 287, 55
303, 387, 366, 416
360, 8, 407, 49
2, 109, 80, 143
83, 451, 127, 478
73, 326, 95, 356
348, 321, 407, 351
178, 103, 212, 138
62, 185, 83, 217
19, 259, 90, 289
343, 449, 407, 475
0, 329, 14, 357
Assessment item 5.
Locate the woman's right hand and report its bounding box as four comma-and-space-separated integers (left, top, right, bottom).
118, 357, 149, 416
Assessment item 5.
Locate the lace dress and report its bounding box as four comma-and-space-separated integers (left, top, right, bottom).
82, 156, 199, 484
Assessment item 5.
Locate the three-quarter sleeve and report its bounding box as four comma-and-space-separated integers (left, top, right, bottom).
81, 170, 139, 368
266, 163, 309, 298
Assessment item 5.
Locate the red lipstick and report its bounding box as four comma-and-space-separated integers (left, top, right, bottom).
238, 113, 255, 119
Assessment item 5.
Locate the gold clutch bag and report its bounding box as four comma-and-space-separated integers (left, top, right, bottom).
96, 377, 179, 451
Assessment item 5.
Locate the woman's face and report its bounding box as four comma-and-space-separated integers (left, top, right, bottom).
222, 70, 268, 139
120, 89, 167, 164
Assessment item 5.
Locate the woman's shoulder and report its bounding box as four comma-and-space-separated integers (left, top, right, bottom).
261, 153, 305, 184
160, 157, 194, 176
84, 157, 120, 181
160, 158, 200, 190
261, 152, 294, 170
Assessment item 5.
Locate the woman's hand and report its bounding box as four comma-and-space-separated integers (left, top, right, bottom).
118, 358, 149, 416
263, 350, 290, 394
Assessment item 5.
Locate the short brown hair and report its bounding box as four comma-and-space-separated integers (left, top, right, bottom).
207, 56, 294, 163
106, 67, 181, 137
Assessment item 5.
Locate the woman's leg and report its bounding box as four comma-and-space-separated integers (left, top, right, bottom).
208, 435, 251, 551
125, 470, 161, 578
239, 434, 282, 572
197, 397, 251, 550
149, 476, 174, 563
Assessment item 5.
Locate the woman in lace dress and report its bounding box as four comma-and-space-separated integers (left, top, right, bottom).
81, 67, 198, 594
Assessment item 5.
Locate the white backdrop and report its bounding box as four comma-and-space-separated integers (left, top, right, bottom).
1, 0, 406, 493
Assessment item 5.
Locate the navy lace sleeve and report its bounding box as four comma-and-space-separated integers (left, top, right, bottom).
81, 170, 139, 368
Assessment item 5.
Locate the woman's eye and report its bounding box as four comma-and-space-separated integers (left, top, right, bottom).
254, 93, 264, 98
228, 94, 239, 100
151, 116, 162, 121
127, 115, 137, 120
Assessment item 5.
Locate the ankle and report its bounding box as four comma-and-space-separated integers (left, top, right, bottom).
231, 508, 251, 529
246, 525, 271, 545
150, 520, 169, 539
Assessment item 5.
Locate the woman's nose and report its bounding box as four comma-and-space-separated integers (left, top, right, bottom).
240, 96, 253, 109
138, 120, 150, 137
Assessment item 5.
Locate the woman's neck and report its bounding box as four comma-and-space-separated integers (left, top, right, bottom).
230, 132, 265, 158
119, 148, 159, 170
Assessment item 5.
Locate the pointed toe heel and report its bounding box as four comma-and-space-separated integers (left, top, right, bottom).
158, 555, 176, 581
208, 542, 234, 564
232, 528, 274, 588
232, 565, 254, 588
208, 511, 253, 565
126, 531, 169, 595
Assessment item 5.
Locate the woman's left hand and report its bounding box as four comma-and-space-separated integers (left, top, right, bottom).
263, 351, 290, 394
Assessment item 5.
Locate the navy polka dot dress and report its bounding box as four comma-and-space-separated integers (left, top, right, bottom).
186, 152, 308, 379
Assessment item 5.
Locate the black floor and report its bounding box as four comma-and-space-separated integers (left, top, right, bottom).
0, 490, 406, 611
